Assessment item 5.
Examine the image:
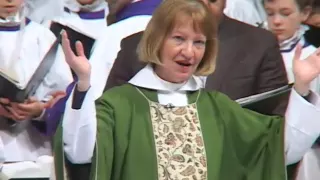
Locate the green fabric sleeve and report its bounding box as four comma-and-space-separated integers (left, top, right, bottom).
212, 92, 286, 180
90, 92, 115, 180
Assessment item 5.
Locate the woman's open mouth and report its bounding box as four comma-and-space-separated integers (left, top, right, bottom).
176, 61, 192, 67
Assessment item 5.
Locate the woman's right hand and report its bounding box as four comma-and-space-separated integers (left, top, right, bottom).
61, 30, 91, 91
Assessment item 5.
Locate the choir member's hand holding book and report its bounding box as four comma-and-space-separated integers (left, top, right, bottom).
0, 91, 66, 122
0, 39, 60, 103
0, 34, 68, 122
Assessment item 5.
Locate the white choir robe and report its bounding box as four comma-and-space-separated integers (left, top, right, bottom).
281, 37, 320, 179
44, 4, 109, 40
224, 0, 263, 26
61, 15, 152, 164
295, 145, 320, 180
0, 20, 73, 163
281, 38, 320, 93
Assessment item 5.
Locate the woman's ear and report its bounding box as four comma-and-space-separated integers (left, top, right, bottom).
301, 5, 312, 22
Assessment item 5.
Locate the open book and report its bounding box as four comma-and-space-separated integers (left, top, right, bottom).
0, 156, 53, 180
0, 38, 60, 103
236, 84, 293, 113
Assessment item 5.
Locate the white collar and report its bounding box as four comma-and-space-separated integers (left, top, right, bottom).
65, 0, 108, 12
0, 12, 23, 26
129, 64, 204, 92
279, 25, 309, 50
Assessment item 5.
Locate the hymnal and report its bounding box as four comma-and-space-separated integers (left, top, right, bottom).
0, 38, 60, 103
237, 84, 293, 114
50, 22, 95, 59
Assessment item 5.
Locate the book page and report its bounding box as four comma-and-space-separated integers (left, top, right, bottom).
53, 17, 95, 39
0, 46, 20, 85
0, 67, 20, 84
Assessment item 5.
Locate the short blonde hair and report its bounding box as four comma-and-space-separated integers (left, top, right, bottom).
137, 0, 218, 76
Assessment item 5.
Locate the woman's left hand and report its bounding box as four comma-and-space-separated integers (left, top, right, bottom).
293, 44, 320, 95
61, 30, 91, 91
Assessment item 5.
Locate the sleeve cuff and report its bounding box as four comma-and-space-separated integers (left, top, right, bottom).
32, 109, 46, 121
286, 89, 320, 136
71, 84, 90, 110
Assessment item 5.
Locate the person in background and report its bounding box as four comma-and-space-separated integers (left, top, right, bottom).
224, 0, 263, 26
106, 0, 161, 25
264, 0, 319, 91
49, 0, 109, 40
0, 0, 73, 176
106, 0, 130, 24
305, 0, 320, 28
304, 0, 320, 47
253, 0, 268, 22
27, 0, 109, 39
56, 0, 320, 179
264, 0, 320, 179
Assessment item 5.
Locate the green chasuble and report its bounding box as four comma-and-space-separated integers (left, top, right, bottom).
54, 84, 287, 180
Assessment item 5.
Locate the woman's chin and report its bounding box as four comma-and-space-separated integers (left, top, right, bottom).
171, 73, 193, 83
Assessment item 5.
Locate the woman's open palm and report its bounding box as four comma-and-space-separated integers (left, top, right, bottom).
293, 44, 320, 87
61, 31, 91, 81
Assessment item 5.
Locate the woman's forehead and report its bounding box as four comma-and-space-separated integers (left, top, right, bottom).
170, 13, 206, 35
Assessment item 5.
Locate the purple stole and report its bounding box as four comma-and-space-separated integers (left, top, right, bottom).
116, 0, 162, 22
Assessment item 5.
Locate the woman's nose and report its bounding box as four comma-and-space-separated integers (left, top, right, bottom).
181, 41, 194, 59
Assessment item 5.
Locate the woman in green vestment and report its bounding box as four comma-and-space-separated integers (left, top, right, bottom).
56, 0, 320, 179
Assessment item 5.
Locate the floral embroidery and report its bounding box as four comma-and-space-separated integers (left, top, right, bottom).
150, 102, 207, 180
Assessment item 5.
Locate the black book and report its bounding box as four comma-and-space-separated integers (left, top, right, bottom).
50, 22, 95, 59
237, 84, 293, 115
0, 38, 60, 103
305, 25, 320, 48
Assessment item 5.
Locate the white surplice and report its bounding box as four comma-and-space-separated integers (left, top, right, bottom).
224, 0, 263, 26
281, 37, 320, 93
0, 20, 73, 162
281, 37, 320, 180
45, 1, 109, 40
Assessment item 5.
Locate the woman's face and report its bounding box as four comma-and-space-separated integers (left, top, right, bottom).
265, 0, 310, 42
0, 0, 23, 19
155, 19, 207, 83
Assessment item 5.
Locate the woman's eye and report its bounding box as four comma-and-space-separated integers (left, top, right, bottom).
173, 36, 184, 42
194, 40, 206, 47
